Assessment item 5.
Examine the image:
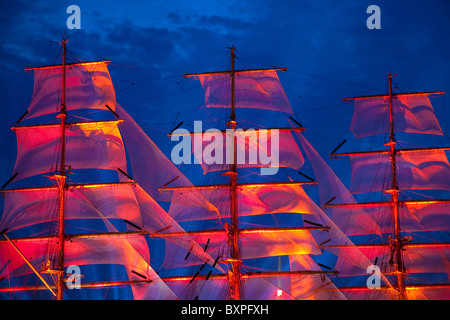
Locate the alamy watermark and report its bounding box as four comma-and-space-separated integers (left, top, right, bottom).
66, 265, 81, 289
366, 265, 381, 289
67, 5, 81, 30
366, 5, 381, 29
170, 121, 280, 175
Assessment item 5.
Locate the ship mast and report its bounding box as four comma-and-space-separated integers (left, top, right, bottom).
227, 45, 242, 300
56, 38, 68, 300
386, 73, 406, 300
327, 76, 449, 297
175, 50, 347, 300
1, 45, 166, 299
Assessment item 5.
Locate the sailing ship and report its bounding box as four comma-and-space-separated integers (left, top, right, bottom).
0, 39, 221, 300
321, 73, 450, 299
149, 47, 394, 300
0, 40, 403, 300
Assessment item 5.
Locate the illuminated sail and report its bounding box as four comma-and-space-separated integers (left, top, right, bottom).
193, 69, 293, 114
163, 228, 322, 269
161, 173, 393, 299
348, 149, 450, 193
12, 120, 127, 181
183, 129, 304, 174
349, 93, 444, 138
115, 104, 209, 202
0, 183, 139, 232
24, 61, 116, 120
167, 183, 319, 222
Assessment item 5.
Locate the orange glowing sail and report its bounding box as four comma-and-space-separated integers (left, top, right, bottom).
11, 120, 127, 181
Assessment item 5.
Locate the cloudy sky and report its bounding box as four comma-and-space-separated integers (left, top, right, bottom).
0, 0, 449, 185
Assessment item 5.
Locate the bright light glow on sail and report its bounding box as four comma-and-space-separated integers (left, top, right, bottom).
12, 120, 127, 181
24, 61, 116, 120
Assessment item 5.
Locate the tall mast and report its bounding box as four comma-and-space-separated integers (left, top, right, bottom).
386, 73, 406, 300
227, 46, 241, 300
56, 38, 68, 300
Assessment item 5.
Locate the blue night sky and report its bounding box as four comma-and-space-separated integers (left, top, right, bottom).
0, 0, 450, 302
0, 0, 449, 186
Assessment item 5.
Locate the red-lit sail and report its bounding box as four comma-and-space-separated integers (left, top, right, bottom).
24, 61, 116, 120
349, 93, 444, 138
12, 120, 127, 181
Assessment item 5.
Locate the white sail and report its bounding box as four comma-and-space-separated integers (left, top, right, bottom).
24, 61, 116, 120
349, 93, 443, 138
12, 120, 127, 181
